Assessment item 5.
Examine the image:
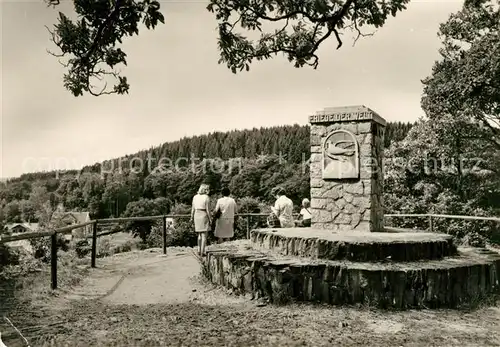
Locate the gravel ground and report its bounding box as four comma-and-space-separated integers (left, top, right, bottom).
2, 247, 500, 347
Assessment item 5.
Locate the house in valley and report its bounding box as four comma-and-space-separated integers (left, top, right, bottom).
3, 223, 39, 253
5, 222, 39, 234
51, 205, 92, 240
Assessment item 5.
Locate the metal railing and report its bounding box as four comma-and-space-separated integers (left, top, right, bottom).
1, 212, 499, 290
385, 213, 500, 233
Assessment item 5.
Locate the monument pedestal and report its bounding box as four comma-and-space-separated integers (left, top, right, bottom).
204, 233, 500, 309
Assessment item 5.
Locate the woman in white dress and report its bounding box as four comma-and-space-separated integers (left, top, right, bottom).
213, 187, 237, 243
190, 184, 211, 256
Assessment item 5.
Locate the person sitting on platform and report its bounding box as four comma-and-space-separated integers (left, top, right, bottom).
295, 198, 312, 227
267, 211, 281, 228
270, 187, 295, 228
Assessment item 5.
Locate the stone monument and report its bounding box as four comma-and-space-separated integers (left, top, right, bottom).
202, 105, 500, 310
309, 105, 385, 232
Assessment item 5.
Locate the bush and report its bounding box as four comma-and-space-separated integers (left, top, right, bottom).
96, 237, 112, 258
30, 234, 69, 263
143, 223, 195, 249
115, 240, 134, 253
168, 225, 197, 247
0, 245, 43, 282
143, 225, 165, 248
74, 239, 92, 258
122, 197, 171, 242
144, 221, 164, 248
0, 244, 20, 267
84, 234, 140, 258
385, 195, 498, 247
237, 197, 261, 214
168, 204, 197, 247
234, 197, 267, 239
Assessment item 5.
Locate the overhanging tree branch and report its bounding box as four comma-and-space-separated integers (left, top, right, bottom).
211, 0, 410, 72
47, 0, 410, 97
46, 0, 164, 97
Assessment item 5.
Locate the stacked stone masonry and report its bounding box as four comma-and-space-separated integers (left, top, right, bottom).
204, 240, 500, 309
310, 120, 385, 232
251, 229, 458, 262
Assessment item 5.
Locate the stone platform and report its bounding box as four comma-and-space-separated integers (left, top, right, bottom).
251, 228, 457, 262
203, 230, 500, 309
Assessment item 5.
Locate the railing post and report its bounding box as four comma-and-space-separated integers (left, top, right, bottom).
162, 216, 167, 255
91, 221, 98, 268
246, 215, 250, 239
51, 232, 57, 290
428, 214, 434, 233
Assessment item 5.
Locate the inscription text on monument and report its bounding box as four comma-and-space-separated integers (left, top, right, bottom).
310, 111, 373, 124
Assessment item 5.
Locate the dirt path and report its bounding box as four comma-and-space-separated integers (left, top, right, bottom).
59, 248, 203, 306
102, 253, 200, 305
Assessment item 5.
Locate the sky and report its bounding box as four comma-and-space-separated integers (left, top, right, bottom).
0, 0, 464, 179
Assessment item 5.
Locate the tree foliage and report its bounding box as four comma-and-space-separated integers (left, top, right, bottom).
384, 116, 500, 245
121, 196, 170, 241
208, 0, 410, 73
46, 0, 165, 96
416, 0, 500, 245
45, 0, 410, 96
421, 0, 500, 149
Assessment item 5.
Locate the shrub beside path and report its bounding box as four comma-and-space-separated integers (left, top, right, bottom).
3, 247, 500, 346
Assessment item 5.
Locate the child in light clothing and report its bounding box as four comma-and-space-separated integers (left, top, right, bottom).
296, 198, 312, 227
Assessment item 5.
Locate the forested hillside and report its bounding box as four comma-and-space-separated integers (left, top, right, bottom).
0, 121, 413, 224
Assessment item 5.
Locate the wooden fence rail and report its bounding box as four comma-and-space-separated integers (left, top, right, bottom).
1, 212, 499, 290
0, 213, 268, 289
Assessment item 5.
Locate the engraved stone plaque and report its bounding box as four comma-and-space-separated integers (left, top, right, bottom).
322, 130, 359, 179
